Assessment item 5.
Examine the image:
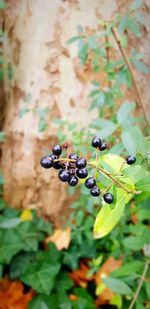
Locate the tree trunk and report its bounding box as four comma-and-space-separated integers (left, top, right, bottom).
1, 0, 150, 222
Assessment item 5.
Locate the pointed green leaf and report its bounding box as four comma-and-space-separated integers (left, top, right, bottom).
117, 101, 135, 124
102, 277, 132, 295
121, 131, 136, 155
135, 175, 150, 192
94, 188, 132, 238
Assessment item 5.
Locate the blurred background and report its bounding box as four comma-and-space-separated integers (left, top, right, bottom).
0, 0, 150, 308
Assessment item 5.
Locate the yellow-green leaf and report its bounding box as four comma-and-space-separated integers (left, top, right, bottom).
94, 188, 132, 239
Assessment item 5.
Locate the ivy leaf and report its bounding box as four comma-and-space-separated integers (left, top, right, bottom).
21, 251, 60, 295
111, 261, 144, 277
94, 188, 132, 238
0, 229, 24, 264
102, 277, 132, 295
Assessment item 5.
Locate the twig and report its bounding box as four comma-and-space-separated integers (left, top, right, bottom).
88, 163, 141, 195
111, 27, 150, 128
93, 148, 99, 178
128, 260, 149, 309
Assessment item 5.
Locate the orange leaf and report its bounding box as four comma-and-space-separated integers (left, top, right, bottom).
0, 278, 34, 309
69, 260, 93, 288
45, 227, 71, 250
95, 256, 122, 285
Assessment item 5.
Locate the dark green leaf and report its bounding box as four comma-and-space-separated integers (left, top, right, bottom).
10, 251, 35, 279
123, 236, 144, 250
0, 229, 24, 264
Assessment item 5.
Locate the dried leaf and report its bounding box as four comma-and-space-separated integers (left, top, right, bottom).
69, 260, 92, 288
0, 278, 33, 309
45, 227, 71, 250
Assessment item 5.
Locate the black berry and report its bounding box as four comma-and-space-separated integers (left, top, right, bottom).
52, 144, 62, 156
69, 153, 78, 160
68, 175, 78, 186
100, 142, 107, 151
58, 169, 71, 182
53, 161, 63, 169
40, 156, 53, 169
126, 156, 136, 165
76, 168, 88, 179
49, 153, 57, 160
85, 177, 96, 189
90, 186, 100, 197
91, 136, 102, 148
103, 192, 113, 204
76, 157, 87, 169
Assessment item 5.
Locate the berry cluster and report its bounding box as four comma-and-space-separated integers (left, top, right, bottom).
40, 136, 136, 205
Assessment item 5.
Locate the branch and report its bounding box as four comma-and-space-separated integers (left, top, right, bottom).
111, 27, 150, 128
88, 163, 141, 195
128, 259, 149, 309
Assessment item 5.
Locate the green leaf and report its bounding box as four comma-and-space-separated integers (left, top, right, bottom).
118, 15, 130, 33
16, 221, 44, 252
38, 119, 48, 132
0, 218, 21, 228
135, 175, 150, 192
78, 42, 89, 64
29, 297, 49, 309
0, 264, 3, 279
123, 236, 144, 250
19, 106, 30, 118
0, 229, 24, 264
112, 261, 144, 277
67, 36, 81, 44
131, 0, 142, 10
117, 101, 135, 124
94, 188, 131, 238
10, 252, 34, 279
0, 132, 6, 142
133, 60, 150, 74
21, 261, 60, 295
98, 122, 117, 139
102, 277, 132, 295
121, 131, 136, 155
0, 0, 6, 9
128, 19, 141, 37
145, 282, 150, 299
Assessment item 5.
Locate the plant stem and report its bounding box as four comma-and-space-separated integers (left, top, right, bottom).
93, 148, 99, 178
88, 163, 141, 195
128, 260, 150, 309
111, 27, 150, 128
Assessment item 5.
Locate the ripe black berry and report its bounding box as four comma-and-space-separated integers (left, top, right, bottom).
58, 169, 71, 182
52, 144, 62, 156
53, 161, 63, 169
76, 157, 87, 169
49, 153, 57, 160
90, 186, 100, 197
85, 177, 96, 189
126, 156, 136, 165
103, 192, 113, 204
76, 168, 88, 179
69, 153, 78, 160
91, 136, 102, 148
100, 142, 107, 151
40, 156, 53, 169
68, 175, 78, 186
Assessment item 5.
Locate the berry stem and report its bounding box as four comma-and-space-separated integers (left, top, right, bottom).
93, 148, 99, 179
103, 183, 113, 195
54, 158, 76, 163
119, 161, 125, 172
88, 163, 141, 195
111, 27, 150, 129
